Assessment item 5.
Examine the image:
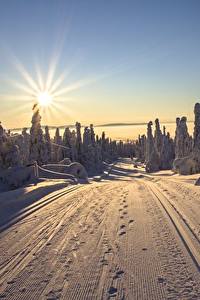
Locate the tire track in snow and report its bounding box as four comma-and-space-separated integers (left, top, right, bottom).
143, 180, 200, 299
155, 179, 200, 240
147, 182, 200, 271
0, 183, 120, 299
0, 185, 82, 233
0, 185, 93, 298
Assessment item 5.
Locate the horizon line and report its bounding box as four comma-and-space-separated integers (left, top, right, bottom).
9, 120, 194, 132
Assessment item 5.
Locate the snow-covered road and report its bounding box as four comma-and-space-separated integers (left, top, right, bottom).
0, 159, 200, 299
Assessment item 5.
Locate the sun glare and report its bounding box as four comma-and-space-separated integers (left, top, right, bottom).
37, 91, 52, 107
4, 54, 99, 122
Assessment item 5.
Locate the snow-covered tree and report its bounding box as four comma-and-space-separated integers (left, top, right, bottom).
29, 104, 47, 164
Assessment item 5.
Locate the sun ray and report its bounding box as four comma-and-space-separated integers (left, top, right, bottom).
51, 100, 75, 120
16, 65, 40, 93
48, 71, 66, 95
48, 61, 78, 94
45, 51, 61, 91
53, 96, 73, 103
51, 77, 97, 98
43, 106, 56, 125
40, 104, 52, 123
5, 101, 34, 116
35, 64, 44, 91
0, 94, 35, 102
12, 56, 40, 93
8, 79, 37, 96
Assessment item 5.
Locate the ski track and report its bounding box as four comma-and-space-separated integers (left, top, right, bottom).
0, 159, 200, 299
154, 178, 200, 240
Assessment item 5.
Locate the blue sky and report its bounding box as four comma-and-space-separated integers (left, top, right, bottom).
0, 0, 200, 128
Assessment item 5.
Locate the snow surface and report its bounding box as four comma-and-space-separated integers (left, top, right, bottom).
0, 159, 200, 299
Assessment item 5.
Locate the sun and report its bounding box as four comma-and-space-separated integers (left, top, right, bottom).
37, 91, 52, 107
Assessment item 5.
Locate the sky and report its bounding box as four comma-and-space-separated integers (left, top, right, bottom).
0, 0, 200, 128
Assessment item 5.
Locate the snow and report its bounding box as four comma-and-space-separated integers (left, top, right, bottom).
0, 159, 200, 299
0, 179, 72, 229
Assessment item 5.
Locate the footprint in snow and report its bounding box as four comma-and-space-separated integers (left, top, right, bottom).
119, 231, 126, 236
105, 248, 112, 254
100, 258, 108, 265
108, 286, 117, 296
113, 270, 124, 279
158, 276, 165, 284
7, 280, 15, 285
129, 219, 134, 224
46, 291, 58, 300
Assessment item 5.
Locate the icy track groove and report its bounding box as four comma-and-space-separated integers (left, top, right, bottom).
0, 159, 200, 300
146, 182, 200, 271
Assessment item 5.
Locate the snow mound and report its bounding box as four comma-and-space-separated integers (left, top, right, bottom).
0, 165, 37, 189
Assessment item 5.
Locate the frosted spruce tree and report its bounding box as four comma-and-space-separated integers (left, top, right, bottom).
173, 104, 200, 174
29, 104, 47, 165
53, 128, 64, 162
90, 124, 95, 145
145, 121, 160, 172
0, 122, 22, 169
44, 126, 52, 163
192, 102, 200, 171
193, 103, 200, 150
21, 128, 30, 165
63, 127, 72, 159
154, 118, 163, 155
174, 116, 191, 158
75, 122, 82, 160
70, 130, 78, 162
160, 131, 175, 170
